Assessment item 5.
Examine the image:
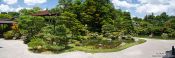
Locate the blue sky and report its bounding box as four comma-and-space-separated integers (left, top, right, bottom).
0, 0, 175, 18
0, 0, 58, 12
112, 0, 175, 18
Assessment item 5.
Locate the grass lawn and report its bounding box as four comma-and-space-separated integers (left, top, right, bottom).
66, 39, 146, 53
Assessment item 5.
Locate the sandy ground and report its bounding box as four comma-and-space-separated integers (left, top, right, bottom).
0, 38, 175, 58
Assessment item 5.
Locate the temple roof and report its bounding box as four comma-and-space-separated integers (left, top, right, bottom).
32, 10, 51, 16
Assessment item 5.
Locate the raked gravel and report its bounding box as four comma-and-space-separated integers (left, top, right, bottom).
0, 38, 175, 58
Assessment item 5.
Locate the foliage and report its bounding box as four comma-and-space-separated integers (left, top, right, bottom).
28, 37, 65, 52
81, 33, 122, 49
121, 36, 135, 43
7, 12, 19, 17
0, 14, 12, 19
165, 18, 175, 29
133, 12, 175, 39
0, 24, 8, 31
17, 16, 45, 35
161, 33, 169, 39
19, 7, 41, 15
3, 30, 14, 39
102, 24, 115, 33
169, 31, 175, 38
10, 0, 175, 53
17, 16, 45, 43
35, 25, 71, 50
28, 38, 47, 50
71, 39, 146, 53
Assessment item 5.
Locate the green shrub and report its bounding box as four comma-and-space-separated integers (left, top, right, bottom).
101, 24, 115, 33
28, 38, 47, 51
161, 33, 168, 39
110, 32, 122, 40
83, 33, 103, 46
168, 32, 175, 38
0, 14, 12, 19
19, 29, 28, 36
3, 30, 14, 40
46, 44, 65, 51
12, 31, 21, 39
82, 33, 122, 49
0, 24, 8, 30
17, 16, 45, 43
121, 36, 135, 43
83, 39, 121, 49
95, 40, 121, 49
69, 39, 81, 46
28, 37, 66, 52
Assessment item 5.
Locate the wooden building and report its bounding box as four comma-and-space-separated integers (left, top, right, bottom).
0, 20, 17, 36
32, 10, 58, 16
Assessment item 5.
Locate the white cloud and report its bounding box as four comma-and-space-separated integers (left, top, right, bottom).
136, 0, 175, 15
15, 7, 24, 12
112, 0, 175, 17
138, 0, 170, 4
3, 0, 18, 5
112, 0, 138, 8
15, 7, 32, 12
136, 4, 169, 14
0, 4, 32, 12
24, 0, 47, 5
0, 4, 14, 12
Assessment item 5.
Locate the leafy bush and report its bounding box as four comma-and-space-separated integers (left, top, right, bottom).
95, 40, 121, 49
46, 44, 65, 51
28, 38, 47, 50
69, 39, 81, 46
19, 29, 28, 36
37, 33, 69, 45
83, 39, 121, 49
102, 24, 115, 33
169, 32, 175, 38
161, 33, 169, 39
109, 32, 122, 40
82, 33, 122, 49
39, 25, 71, 46
3, 30, 14, 40
12, 32, 21, 39
0, 24, 8, 31
28, 37, 66, 52
54, 25, 71, 36
121, 36, 135, 43
0, 14, 12, 19
17, 16, 45, 35
17, 16, 45, 43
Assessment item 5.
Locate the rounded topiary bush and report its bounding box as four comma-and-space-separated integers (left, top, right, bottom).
28, 38, 47, 52
3, 30, 14, 40
121, 36, 135, 43
161, 33, 169, 39
28, 37, 66, 53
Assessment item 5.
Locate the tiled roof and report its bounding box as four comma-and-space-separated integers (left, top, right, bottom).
32, 10, 51, 16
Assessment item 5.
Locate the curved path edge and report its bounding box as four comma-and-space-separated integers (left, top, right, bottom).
0, 38, 175, 58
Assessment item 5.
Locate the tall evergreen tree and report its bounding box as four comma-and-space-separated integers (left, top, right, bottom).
81, 0, 116, 32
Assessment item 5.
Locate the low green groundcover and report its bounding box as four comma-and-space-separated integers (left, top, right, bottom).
68, 39, 146, 53
28, 38, 146, 53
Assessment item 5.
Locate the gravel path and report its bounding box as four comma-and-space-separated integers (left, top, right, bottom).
0, 38, 175, 58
